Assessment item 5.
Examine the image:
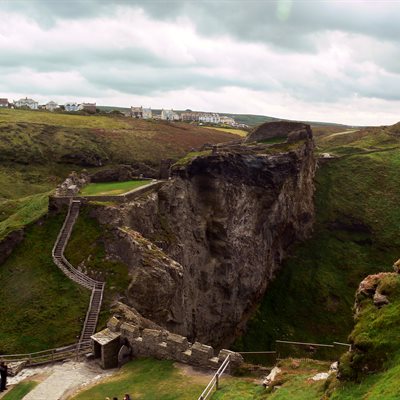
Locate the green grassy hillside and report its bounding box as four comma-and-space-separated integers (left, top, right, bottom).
0, 211, 89, 354
236, 125, 400, 351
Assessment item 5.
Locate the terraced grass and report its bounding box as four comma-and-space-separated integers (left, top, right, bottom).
0, 211, 89, 354
80, 180, 150, 196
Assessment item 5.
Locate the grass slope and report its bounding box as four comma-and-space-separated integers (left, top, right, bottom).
0, 212, 89, 354
236, 127, 400, 351
64, 206, 131, 326
0, 109, 237, 166
2, 381, 38, 400
71, 358, 207, 400
329, 273, 400, 399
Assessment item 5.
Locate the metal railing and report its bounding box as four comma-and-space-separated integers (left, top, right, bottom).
276, 340, 350, 361
197, 354, 230, 400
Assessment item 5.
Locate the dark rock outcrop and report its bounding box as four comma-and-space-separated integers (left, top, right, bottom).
245, 121, 312, 143
91, 130, 316, 348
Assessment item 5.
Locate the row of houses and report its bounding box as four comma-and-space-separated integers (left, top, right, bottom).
130, 106, 244, 127
0, 97, 96, 113
0, 96, 247, 128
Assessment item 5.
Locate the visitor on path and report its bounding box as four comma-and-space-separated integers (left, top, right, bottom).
123, 395, 131, 400
0, 361, 8, 391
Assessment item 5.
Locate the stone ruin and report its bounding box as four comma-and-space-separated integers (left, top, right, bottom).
91, 315, 244, 371
55, 171, 90, 197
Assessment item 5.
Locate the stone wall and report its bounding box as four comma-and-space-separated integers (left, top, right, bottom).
104, 316, 243, 371
49, 181, 165, 212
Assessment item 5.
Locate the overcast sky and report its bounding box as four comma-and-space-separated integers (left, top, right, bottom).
1, 0, 400, 125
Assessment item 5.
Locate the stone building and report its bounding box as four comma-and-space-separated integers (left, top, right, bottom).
81, 103, 96, 113
130, 106, 143, 118
0, 98, 8, 108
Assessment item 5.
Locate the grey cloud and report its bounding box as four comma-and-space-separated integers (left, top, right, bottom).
4, 1, 400, 53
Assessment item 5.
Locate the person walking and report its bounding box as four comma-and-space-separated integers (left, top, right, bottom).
123, 395, 131, 400
0, 361, 8, 392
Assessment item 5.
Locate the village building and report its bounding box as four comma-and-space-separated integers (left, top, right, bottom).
45, 101, 59, 112
199, 113, 221, 124
0, 98, 8, 108
181, 112, 201, 122
14, 97, 39, 110
161, 109, 180, 121
142, 107, 152, 119
81, 103, 96, 113
64, 102, 80, 112
220, 116, 236, 125
130, 106, 143, 118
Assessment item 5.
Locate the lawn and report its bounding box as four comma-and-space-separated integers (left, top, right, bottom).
2, 381, 38, 400
70, 358, 208, 400
80, 180, 150, 196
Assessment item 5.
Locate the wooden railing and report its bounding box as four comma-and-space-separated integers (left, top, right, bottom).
197, 354, 231, 400
0, 340, 92, 367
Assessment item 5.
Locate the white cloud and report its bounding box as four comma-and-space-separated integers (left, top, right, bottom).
0, 4, 400, 126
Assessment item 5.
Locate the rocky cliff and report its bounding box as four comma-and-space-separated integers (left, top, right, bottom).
92, 124, 317, 348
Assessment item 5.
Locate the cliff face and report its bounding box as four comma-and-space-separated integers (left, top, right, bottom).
94, 130, 316, 348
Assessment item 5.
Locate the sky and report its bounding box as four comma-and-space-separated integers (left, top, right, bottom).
1, 0, 400, 126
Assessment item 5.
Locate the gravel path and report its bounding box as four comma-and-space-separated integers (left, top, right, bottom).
5, 361, 115, 400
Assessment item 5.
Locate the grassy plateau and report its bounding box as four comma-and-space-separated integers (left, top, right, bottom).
80, 179, 150, 196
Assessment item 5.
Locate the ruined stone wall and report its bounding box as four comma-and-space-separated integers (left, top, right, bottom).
106, 316, 243, 371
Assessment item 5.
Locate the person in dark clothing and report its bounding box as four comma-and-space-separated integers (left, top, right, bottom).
0, 361, 8, 391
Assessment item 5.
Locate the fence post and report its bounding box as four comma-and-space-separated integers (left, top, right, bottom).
216, 373, 219, 390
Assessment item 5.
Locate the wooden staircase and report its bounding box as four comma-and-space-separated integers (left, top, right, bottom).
52, 200, 105, 348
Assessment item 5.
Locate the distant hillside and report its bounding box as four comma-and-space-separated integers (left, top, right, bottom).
0, 108, 238, 239
98, 105, 354, 130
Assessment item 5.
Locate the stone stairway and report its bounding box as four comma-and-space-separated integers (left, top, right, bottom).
52, 200, 105, 347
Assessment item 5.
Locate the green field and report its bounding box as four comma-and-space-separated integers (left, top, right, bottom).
80, 180, 150, 196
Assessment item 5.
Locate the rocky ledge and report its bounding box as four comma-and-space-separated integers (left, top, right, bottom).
91, 122, 317, 348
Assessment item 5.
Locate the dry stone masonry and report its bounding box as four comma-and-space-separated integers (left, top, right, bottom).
91, 314, 243, 371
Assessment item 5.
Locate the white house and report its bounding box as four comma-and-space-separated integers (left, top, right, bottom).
142, 108, 152, 119
14, 97, 38, 110
45, 101, 59, 112
199, 113, 220, 124
161, 109, 180, 121
65, 102, 80, 112
220, 116, 236, 125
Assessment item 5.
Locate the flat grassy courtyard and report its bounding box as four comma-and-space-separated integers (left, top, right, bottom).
80, 180, 150, 196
